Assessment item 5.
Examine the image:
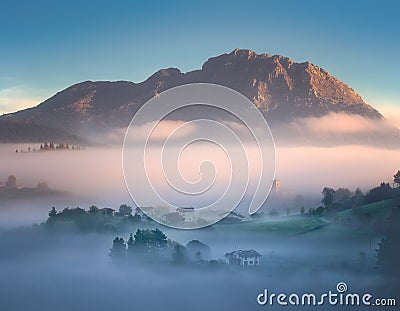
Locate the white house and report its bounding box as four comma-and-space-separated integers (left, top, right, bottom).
225, 250, 262, 266
135, 206, 155, 219
177, 207, 196, 222
162, 212, 184, 224
98, 207, 115, 216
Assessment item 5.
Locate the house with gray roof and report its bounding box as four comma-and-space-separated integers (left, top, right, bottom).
225, 250, 262, 266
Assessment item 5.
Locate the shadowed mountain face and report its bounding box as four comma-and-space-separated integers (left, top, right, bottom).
0, 49, 392, 144
0, 119, 86, 144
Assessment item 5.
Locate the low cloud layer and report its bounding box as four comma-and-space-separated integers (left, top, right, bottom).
293, 113, 392, 134
98, 113, 400, 149
1, 111, 400, 226
1, 141, 399, 225
271, 113, 400, 148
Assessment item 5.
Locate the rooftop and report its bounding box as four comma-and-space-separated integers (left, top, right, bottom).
225, 250, 262, 258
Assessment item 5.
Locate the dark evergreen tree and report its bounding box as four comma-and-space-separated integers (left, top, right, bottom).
127, 213, 141, 223
321, 187, 335, 209
186, 240, 211, 261
48, 207, 57, 218
376, 207, 400, 277
126, 233, 135, 258
109, 237, 126, 263
364, 183, 393, 204
133, 229, 147, 248
333, 188, 352, 204
171, 244, 188, 265
88, 205, 99, 214
394, 170, 400, 186
352, 188, 364, 207
151, 228, 167, 249
313, 206, 325, 218
118, 204, 132, 217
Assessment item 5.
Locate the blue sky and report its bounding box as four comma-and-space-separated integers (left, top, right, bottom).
1, 0, 399, 122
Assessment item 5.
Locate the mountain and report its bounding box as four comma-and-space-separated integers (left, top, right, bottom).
0, 119, 86, 144
1, 48, 396, 145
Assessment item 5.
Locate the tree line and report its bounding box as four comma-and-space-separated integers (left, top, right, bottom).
299, 170, 400, 218
110, 229, 215, 267
46, 204, 143, 233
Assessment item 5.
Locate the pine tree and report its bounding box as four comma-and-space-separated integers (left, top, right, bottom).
127, 233, 135, 259
151, 228, 167, 249
394, 170, 400, 186
171, 244, 188, 265
48, 207, 57, 218
109, 237, 126, 264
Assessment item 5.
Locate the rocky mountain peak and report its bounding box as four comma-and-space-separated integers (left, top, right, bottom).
1, 49, 383, 140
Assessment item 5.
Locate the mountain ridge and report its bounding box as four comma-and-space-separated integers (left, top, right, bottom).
0, 48, 390, 144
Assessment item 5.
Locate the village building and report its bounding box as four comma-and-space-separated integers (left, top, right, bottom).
225, 250, 262, 266
177, 207, 196, 222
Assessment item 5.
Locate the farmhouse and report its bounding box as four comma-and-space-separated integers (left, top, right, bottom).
162, 212, 184, 224
225, 250, 262, 266
98, 207, 115, 216
135, 206, 155, 218
177, 207, 195, 222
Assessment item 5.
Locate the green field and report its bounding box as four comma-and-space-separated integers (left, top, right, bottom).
215, 216, 328, 234
337, 197, 400, 220
214, 197, 400, 236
